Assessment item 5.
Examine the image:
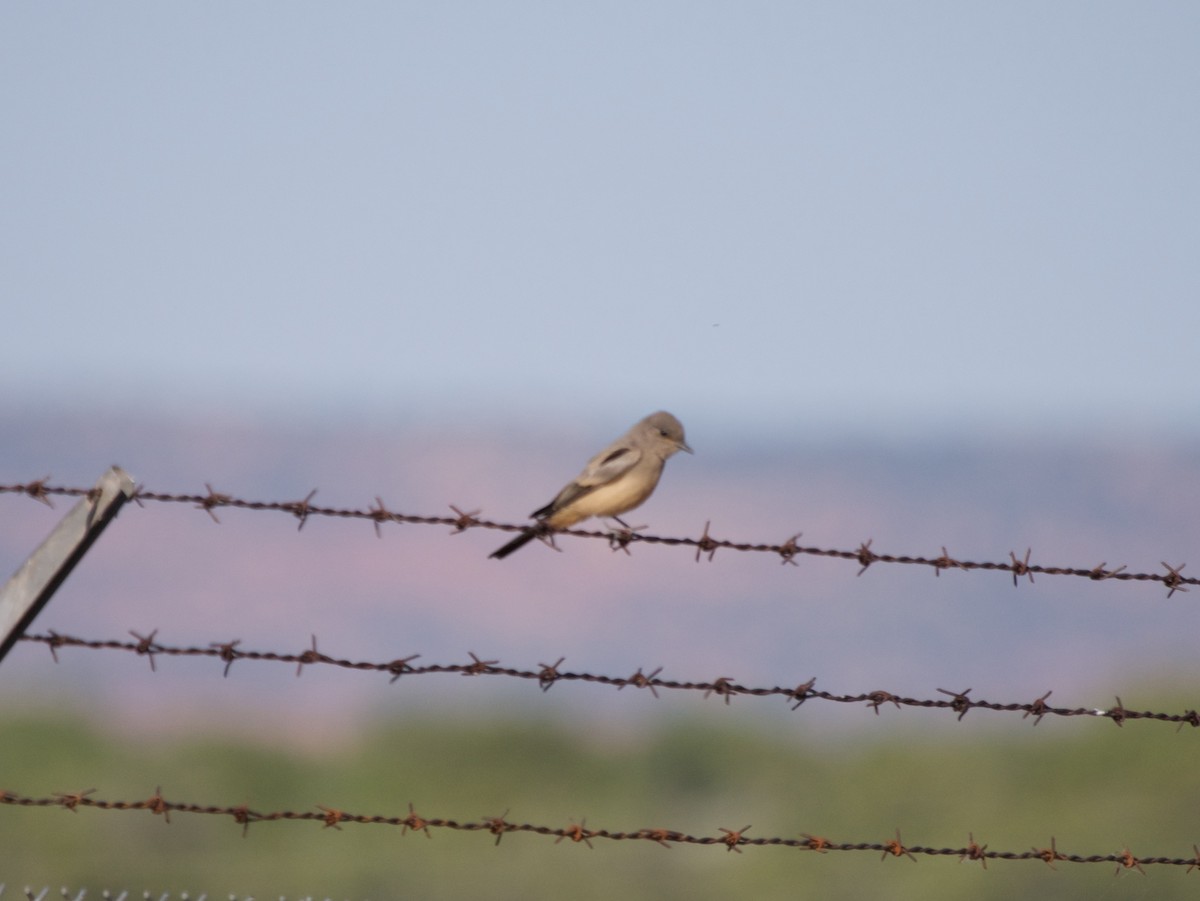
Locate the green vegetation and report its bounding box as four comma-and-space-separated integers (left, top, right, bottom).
2, 708, 1197, 899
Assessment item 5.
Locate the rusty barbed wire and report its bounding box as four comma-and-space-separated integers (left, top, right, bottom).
1, 788, 1196, 873
17, 631, 1200, 731
0, 481, 1193, 595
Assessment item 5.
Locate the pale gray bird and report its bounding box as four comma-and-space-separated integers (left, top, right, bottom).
489, 411, 692, 559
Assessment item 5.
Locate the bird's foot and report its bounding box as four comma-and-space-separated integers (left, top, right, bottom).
603, 519, 646, 555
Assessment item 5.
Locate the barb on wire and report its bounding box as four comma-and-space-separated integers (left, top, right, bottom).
1, 788, 1197, 872
18, 631, 1200, 731
1, 481, 1193, 595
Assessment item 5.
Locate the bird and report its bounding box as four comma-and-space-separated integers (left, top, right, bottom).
489, 411, 692, 559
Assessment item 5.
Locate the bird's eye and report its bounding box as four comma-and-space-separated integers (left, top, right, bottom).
659, 429, 669, 437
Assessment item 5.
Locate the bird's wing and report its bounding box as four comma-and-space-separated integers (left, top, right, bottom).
578, 444, 644, 486
533, 444, 644, 517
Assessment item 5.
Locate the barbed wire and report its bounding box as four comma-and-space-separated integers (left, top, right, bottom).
0, 788, 1194, 874
18, 631, 1200, 731
1, 481, 1192, 595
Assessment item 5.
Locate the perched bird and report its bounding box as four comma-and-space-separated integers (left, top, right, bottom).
489, 411, 692, 559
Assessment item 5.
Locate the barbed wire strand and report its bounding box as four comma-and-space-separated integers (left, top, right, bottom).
0, 482, 1192, 596
18, 631, 1200, 731
1, 789, 1195, 874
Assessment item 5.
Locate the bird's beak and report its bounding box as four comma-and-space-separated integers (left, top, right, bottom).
679, 441, 694, 455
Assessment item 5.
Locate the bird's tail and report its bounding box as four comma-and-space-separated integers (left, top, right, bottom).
488, 527, 542, 560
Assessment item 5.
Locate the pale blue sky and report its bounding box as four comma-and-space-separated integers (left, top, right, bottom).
4, 3, 1199, 442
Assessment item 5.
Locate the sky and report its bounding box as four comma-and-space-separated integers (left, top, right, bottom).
3, 3, 1199, 443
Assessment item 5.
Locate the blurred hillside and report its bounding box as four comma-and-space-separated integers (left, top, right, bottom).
4, 706, 1199, 899
3, 409, 1199, 897
3, 408, 1198, 730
